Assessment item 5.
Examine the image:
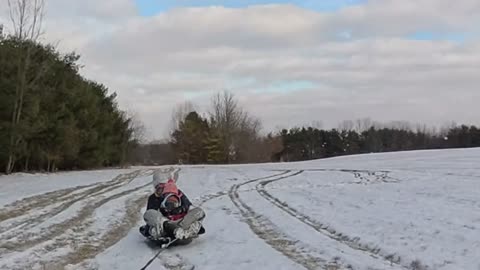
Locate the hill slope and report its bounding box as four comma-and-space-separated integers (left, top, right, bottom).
1, 148, 479, 270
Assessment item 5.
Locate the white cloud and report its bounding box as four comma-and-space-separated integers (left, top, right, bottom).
332, 0, 480, 36
46, 0, 137, 21
1, 0, 479, 139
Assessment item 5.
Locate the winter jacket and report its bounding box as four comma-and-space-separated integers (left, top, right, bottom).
146, 189, 192, 220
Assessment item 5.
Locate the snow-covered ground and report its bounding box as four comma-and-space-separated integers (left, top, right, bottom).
0, 148, 479, 270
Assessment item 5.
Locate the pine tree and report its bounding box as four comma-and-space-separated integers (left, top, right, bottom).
171, 112, 209, 164
0, 37, 137, 172
206, 132, 224, 164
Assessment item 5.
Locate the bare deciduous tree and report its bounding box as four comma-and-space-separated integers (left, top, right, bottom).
387, 120, 413, 131
7, 0, 45, 40
355, 117, 373, 133
440, 121, 457, 136
5, 0, 46, 174
209, 91, 262, 163
169, 101, 196, 135
210, 91, 241, 162
311, 120, 323, 130
338, 120, 354, 131
128, 110, 147, 144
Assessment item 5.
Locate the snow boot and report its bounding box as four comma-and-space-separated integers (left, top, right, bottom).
143, 209, 170, 240
139, 225, 150, 237
178, 207, 205, 230
173, 207, 206, 240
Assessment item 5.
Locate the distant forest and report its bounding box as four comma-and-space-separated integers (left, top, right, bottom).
2, 1, 479, 174
130, 98, 480, 165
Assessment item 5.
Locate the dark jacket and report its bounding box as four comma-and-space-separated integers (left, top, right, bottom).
146, 189, 192, 218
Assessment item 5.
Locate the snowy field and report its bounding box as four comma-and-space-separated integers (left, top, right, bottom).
0, 148, 479, 270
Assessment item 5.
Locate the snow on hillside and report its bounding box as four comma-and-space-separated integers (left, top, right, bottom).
0, 148, 479, 270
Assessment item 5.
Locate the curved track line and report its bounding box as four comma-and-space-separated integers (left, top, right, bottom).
60, 167, 183, 270
34, 196, 150, 270
0, 171, 153, 255
0, 169, 152, 236
228, 170, 341, 270
0, 170, 150, 241
256, 170, 416, 269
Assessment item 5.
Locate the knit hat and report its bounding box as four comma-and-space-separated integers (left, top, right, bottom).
152, 170, 170, 190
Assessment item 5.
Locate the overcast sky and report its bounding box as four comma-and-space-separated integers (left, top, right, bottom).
1, 0, 479, 139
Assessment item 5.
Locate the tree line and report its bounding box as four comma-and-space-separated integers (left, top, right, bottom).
278, 123, 480, 162
129, 94, 480, 165
0, 0, 138, 174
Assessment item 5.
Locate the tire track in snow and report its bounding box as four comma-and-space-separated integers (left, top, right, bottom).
51, 195, 150, 270
256, 170, 416, 270
5, 193, 151, 270
195, 191, 228, 206
59, 167, 184, 270
0, 183, 97, 222
0, 170, 153, 229
193, 169, 397, 208
0, 169, 154, 257
0, 169, 154, 240
228, 170, 342, 270
0, 169, 149, 221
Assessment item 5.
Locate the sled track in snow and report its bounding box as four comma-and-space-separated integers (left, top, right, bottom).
257, 169, 422, 270
0, 169, 161, 270
194, 169, 396, 207
47, 195, 149, 270
229, 170, 344, 270
0, 169, 155, 241
195, 191, 228, 206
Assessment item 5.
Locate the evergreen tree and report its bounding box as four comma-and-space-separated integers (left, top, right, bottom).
171, 112, 209, 164
206, 132, 224, 164
0, 36, 137, 173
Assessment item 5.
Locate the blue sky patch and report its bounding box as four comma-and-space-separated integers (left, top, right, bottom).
253, 80, 316, 94
135, 0, 366, 16
408, 31, 467, 43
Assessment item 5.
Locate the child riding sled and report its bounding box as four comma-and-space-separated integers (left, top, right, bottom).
139, 168, 205, 245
